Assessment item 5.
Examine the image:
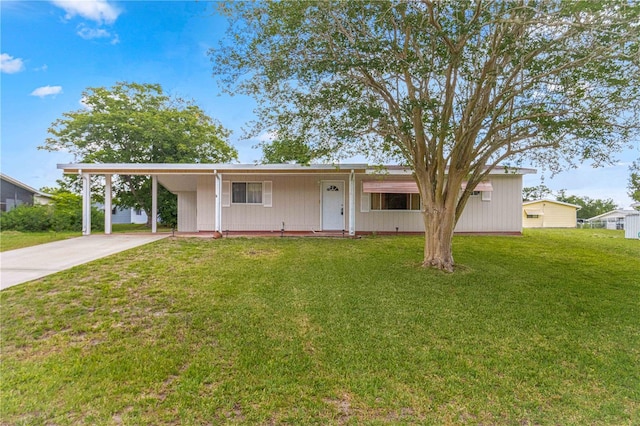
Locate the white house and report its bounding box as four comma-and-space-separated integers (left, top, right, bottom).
57, 163, 535, 236
586, 209, 639, 230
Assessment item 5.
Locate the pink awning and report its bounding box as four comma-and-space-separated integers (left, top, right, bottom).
461, 181, 493, 192
362, 181, 419, 194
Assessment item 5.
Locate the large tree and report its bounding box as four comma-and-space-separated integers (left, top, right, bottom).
41, 82, 238, 225
212, 1, 640, 271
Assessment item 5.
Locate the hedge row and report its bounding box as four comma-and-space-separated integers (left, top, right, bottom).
0, 193, 104, 232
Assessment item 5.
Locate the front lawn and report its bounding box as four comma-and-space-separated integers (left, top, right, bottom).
0, 225, 171, 252
0, 230, 80, 252
1, 229, 638, 424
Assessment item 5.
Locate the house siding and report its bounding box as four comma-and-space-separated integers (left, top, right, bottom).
197, 175, 216, 231
177, 192, 197, 232
523, 201, 578, 228
221, 173, 351, 232
354, 174, 522, 233
172, 171, 526, 234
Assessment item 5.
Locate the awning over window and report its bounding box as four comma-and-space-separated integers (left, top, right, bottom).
362, 181, 419, 194
525, 209, 544, 216
461, 181, 493, 192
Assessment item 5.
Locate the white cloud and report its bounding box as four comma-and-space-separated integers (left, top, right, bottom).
30, 85, 63, 98
1, 53, 25, 74
256, 131, 278, 143
77, 24, 111, 40
51, 0, 121, 25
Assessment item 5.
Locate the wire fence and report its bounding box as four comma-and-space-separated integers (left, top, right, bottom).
578, 219, 625, 230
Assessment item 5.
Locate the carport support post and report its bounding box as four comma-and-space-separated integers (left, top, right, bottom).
151, 175, 158, 233
349, 170, 356, 236
82, 172, 91, 236
215, 172, 222, 233
104, 174, 112, 235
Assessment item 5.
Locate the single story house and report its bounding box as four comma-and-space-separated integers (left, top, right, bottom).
586, 209, 639, 230
0, 173, 52, 212
57, 163, 535, 236
522, 199, 581, 228
111, 206, 148, 225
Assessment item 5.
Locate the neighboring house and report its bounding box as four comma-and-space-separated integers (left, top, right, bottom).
0, 173, 52, 212
95, 203, 149, 225
111, 206, 148, 225
586, 209, 638, 230
522, 199, 581, 228
58, 163, 535, 236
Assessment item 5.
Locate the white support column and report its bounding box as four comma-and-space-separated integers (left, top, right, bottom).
151, 175, 158, 233
104, 174, 112, 235
215, 172, 222, 233
82, 172, 92, 236
349, 170, 356, 236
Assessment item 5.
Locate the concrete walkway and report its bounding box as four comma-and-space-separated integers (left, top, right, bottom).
0, 234, 169, 291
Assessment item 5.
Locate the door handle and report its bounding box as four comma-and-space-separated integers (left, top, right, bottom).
341, 207, 344, 215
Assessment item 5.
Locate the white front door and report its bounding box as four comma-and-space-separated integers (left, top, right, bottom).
322, 181, 345, 230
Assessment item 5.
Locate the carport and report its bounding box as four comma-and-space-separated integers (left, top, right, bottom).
58, 163, 225, 236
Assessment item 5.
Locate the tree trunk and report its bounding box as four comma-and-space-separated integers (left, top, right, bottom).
422, 203, 457, 272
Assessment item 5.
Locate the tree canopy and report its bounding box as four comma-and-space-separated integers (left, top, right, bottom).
213, 1, 640, 270
556, 191, 618, 220
40, 82, 238, 225
629, 161, 640, 205
522, 184, 553, 201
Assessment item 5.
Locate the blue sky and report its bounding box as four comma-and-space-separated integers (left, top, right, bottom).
1, 0, 638, 207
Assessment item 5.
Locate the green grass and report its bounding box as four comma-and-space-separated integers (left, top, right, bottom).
0, 231, 80, 252
1, 229, 638, 424
0, 225, 172, 252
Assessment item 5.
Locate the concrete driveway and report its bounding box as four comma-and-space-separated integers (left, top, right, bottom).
0, 234, 169, 290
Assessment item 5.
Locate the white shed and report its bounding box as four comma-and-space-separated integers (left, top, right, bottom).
624, 214, 640, 239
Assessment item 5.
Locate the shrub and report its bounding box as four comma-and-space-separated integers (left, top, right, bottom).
0, 192, 104, 232
0, 204, 52, 231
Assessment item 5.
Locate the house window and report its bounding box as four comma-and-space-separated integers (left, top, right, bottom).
232, 182, 263, 204
370, 193, 420, 210
526, 214, 540, 219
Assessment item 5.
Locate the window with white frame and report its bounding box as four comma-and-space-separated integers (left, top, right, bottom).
232, 182, 263, 204
370, 193, 421, 210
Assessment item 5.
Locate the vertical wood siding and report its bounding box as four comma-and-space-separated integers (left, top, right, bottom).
354, 174, 523, 233
197, 175, 216, 231
177, 192, 197, 232
221, 174, 351, 231
185, 172, 524, 233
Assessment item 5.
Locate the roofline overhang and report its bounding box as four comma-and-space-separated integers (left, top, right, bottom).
0, 172, 53, 198
57, 163, 537, 176
57, 163, 369, 175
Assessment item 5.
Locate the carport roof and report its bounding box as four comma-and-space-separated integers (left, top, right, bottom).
58, 163, 370, 175
58, 163, 537, 176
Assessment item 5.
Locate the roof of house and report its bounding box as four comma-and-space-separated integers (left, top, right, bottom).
585, 209, 639, 221
57, 163, 537, 176
522, 199, 581, 210
0, 173, 53, 198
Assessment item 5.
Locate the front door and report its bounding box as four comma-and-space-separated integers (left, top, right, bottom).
322, 181, 345, 230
